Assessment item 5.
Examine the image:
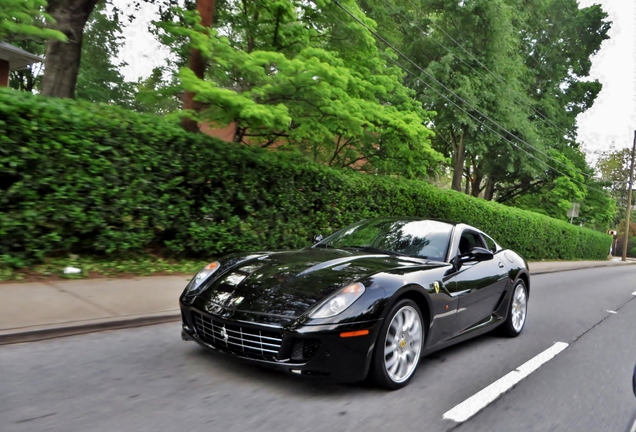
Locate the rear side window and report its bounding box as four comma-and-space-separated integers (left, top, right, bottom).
458, 231, 486, 255
481, 234, 499, 253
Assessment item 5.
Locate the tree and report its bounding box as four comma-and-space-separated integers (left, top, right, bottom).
477, 0, 609, 202
356, 0, 616, 230
577, 180, 616, 231
8, 39, 45, 92
615, 220, 636, 257
3, 0, 62, 93
2, 0, 64, 93
506, 151, 587, 220
160, 0, 444, 177
131, 67, 182, 114
499, 146, 616, 230
595, 146, 633, 225
360, 0, 543, 194
181, 0, 214, 132
34, 0, 186, 99
359, 0, 611, 217
40, 0, 101, 98
8, 1, 131, 103
74, 2, 132, 106
0, 0, 65, 41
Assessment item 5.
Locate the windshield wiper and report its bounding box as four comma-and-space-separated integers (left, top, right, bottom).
343, 246, 402, 256
313, 243, 334, 249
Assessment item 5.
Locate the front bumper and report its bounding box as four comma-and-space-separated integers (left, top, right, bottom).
180, 304, 381, 383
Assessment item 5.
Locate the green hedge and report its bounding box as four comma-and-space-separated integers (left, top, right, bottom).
0, 89, 612, 266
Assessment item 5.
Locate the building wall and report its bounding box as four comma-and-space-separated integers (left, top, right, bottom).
199, 121, 285, 149
198, 120, 370, 170
0, 59, 9, 87
199, 122, 237, 142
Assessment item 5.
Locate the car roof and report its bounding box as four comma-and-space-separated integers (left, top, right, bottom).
364, 216, 462, 227
360, 217, 499, 249
363, 217, 490, 237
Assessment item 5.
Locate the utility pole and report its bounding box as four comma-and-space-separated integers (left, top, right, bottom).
621, 130, 636, 261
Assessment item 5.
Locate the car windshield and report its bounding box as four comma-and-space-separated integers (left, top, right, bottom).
316, 219, 453, 261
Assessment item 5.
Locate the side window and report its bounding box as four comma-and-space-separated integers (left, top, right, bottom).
481, 234, 498, 253
458, 231, 486, 255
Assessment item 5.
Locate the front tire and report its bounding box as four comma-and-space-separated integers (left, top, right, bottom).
371, 299, 424, 390
500, 280, 528, 337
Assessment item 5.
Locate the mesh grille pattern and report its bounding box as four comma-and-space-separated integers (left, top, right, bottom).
192, 311, 283, 360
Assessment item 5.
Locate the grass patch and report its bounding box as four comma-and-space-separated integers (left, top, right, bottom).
0, 254, 210, 282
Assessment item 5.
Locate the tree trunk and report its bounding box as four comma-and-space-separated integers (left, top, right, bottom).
41, 0, 99, 98
467, 155, 487, 197
464, 170, 470, 194
483, 174, 496, 201
451, 131, 466, 192
470, 172, 484, 197
181, 0, 215, 133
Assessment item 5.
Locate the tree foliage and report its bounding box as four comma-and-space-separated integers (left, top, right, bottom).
159, 0, 444, 178
595, 146, 633, 226
74, 2, 132, 106
7, 1, 132, 106
0, 0, 65, 41
1, 0, 617, 234
130, 67, 182, 115
357, 0, 612, 226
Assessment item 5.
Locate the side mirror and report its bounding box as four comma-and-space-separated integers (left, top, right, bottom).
313, 234, 323, 244
448, 247, 494, 275
460, 247, 494, 263
450, 254, 462, 273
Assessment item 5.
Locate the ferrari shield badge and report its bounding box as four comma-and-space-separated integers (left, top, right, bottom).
433, 281, 440, 294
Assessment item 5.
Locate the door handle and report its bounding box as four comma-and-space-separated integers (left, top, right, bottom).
498, 262, 504, 268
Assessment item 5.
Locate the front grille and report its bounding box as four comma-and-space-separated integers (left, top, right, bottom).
191, 311, 283, 360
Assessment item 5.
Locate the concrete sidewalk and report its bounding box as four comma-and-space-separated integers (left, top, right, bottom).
1, 259, 635, 345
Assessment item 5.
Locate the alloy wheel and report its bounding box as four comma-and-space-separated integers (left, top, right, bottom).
511, 283, 527, 333
383, 305, 423, 383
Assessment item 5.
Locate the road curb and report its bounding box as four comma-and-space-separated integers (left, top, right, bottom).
530, 261, 636, 276
2, 262, 634, 346
0, 313, 181, 346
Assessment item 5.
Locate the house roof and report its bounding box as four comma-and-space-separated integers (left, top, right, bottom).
0, 42, 43, 69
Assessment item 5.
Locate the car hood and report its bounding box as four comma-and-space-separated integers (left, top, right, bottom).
194, 248, 434, 321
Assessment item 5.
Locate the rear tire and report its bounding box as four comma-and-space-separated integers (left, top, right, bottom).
500, 280, 528, 337
370, 299, 424, 390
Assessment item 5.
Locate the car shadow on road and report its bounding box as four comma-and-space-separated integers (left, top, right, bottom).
182, 331, 504, 397
184, 345, 374, 397
422, 332, 503, 364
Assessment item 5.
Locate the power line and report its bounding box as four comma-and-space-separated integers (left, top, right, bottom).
332, 0, 607, 195
387, 56, 607, 195
337, 1, 578, 177
417, 7, 564, 130
377, 0, 594, 180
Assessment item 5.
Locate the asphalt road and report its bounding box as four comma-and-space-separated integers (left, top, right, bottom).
1, 266, 635, 432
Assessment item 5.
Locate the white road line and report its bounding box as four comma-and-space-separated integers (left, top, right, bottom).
607, 310, 617, 314
632, 291, 636, 296
443, 342, 569, 423
630, 417, 636, 432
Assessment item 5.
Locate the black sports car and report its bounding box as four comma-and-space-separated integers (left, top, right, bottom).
180, 217, 530, 389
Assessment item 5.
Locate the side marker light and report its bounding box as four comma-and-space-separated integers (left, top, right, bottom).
340, 330, 370, 338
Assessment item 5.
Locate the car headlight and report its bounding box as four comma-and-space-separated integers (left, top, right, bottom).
185, 261, 221, 295
309, 283, 366, 319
